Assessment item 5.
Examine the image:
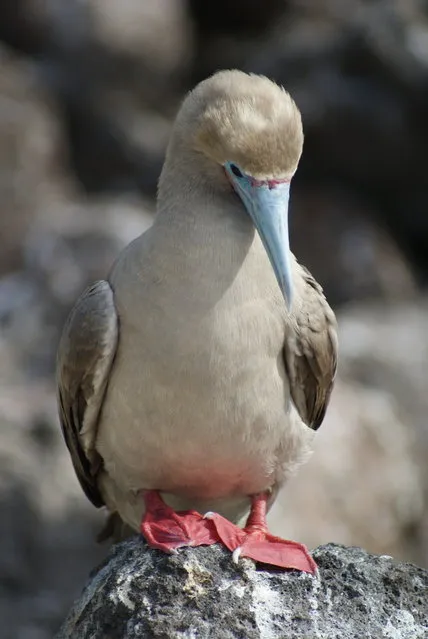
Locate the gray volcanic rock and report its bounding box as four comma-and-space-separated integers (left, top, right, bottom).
57, 539, 428, 639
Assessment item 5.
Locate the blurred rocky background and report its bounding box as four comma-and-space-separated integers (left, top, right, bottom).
0, 1, 427, 637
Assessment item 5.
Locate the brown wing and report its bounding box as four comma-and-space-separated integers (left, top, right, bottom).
283, 265, 338, 430
56, 280, 119, 506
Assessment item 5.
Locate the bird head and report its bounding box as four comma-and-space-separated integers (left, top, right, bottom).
164, 70, 304, 308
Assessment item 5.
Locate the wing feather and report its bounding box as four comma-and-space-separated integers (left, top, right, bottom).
56, 280, 119, 506
284, 266, 338, 430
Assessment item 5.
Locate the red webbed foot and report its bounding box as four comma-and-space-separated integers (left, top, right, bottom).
140, 490, 220, 553
205, 492, 317, 574
140, 490, 316, 573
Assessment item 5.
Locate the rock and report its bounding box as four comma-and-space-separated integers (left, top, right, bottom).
0, 47, 63, 275
56, 539, 428, 639
290, 187, 417, 305
89, 0, 191, 76
0, 373, 106, 639
248, 0, 428, 282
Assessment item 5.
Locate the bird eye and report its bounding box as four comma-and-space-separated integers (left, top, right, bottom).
230, 164, 243, 178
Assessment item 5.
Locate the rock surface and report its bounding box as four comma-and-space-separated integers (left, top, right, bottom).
57, 539, 428, 639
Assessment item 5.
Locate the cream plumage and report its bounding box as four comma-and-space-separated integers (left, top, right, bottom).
56, 70, 338, 572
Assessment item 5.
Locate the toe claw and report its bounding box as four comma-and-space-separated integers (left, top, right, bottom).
232, 547, 242, 564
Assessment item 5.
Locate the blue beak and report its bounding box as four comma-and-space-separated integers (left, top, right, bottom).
225, 160, 293, 307
246, 182, 293, 307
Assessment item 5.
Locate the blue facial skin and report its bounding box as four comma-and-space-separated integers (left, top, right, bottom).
224, 161, 293, 308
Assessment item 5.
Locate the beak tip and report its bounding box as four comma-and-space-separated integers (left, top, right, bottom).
284, 293, 293, 311
280, 281, 293, 310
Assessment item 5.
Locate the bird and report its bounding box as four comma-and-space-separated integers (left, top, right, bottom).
56, 69, 338, 574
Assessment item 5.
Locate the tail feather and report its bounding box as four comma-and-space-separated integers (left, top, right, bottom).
97, 512, 136, 544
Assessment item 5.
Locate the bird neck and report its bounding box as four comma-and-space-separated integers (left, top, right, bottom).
148, 146, 263, 288
155, 144, 253, 244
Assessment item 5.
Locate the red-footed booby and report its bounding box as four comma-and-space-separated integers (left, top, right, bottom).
56, 70, 338, 573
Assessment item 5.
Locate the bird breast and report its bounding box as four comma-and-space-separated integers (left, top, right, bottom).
96, 230, 312, 503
